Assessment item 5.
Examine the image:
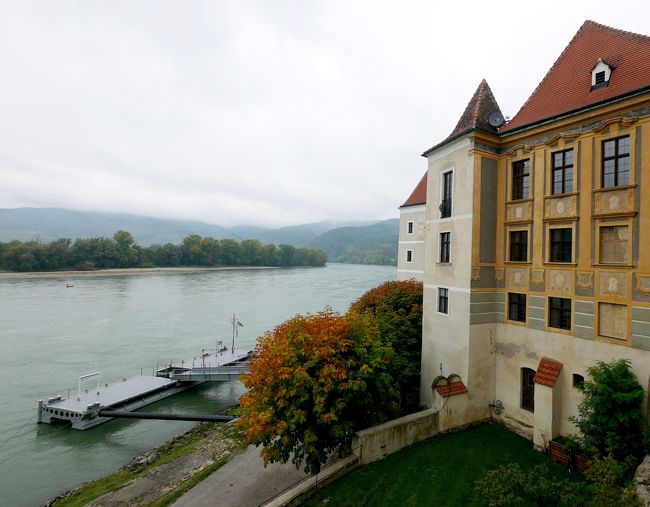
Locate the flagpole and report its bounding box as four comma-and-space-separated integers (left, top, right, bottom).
231, 313, 236, 354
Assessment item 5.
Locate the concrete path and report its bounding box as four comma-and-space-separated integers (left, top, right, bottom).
171, 446, 308, 507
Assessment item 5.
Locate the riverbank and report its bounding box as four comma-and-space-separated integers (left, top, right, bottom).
50, 417, 246, 507
0, 266, 280, 279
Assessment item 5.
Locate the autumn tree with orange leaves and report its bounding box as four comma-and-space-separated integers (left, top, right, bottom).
239, 309, 399, 474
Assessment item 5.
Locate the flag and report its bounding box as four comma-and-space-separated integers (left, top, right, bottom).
237, 320, 244, 327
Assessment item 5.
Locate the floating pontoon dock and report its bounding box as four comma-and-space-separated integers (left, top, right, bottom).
38, 348, 251, 430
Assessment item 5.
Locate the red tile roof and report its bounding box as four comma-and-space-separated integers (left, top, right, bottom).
401, 172, 427, 207
534, 358, 563, 387
501, 20, 650, 133
435, 380, 469, 398
423, 79, 503, 156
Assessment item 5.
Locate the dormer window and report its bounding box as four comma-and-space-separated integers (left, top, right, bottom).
591, 58, 612, 90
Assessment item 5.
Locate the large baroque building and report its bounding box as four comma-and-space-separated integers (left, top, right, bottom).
400, 20, 650, 448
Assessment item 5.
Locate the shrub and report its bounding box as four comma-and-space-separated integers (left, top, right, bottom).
569, 359, 647, 467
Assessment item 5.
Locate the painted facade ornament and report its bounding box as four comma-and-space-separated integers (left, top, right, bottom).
599, 272, 627, 296
609, 194, 620, 210
515, 206, 523, 219
607, 277, 619, 292
556, 201, 565, 214
577, 271, 594, 288
555, 273, 565, 289
514, 271, 522, 285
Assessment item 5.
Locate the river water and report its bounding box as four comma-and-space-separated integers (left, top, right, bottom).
0, 263, 395, 506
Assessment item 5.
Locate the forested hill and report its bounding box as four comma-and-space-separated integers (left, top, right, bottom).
309, 219, 398, 265
0, 208, 398, 266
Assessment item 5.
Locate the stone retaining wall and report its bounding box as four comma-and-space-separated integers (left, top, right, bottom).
352, 408, 439, 465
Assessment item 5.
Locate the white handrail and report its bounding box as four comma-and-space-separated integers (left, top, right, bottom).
78, 371, 100, 396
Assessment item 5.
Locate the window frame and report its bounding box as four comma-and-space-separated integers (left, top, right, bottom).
549, 227, 573, 263
511, 159, 530, 200
440, 170, 453, 219
508, 292, 527, 323
598, 223, 629, 265
509, 230, 529, 262
551, 148, 574, 195
598, 302, 629, 341
521, 367, 535, 413
601, 135, 630, 188
548, 297, 572, 331
437, 287, 449, 315
439, 231, 451, 263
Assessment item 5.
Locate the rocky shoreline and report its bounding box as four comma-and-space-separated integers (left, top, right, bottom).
49, 416, 245, 507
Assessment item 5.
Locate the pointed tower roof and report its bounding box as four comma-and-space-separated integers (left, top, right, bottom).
400, 172, 427, 208
422, 79, 503, 156
502, 20, 650, 133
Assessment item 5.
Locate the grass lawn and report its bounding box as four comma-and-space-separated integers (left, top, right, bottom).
304, 422, 584, 507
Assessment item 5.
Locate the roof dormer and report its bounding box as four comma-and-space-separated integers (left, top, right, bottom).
591, 58, 612, 90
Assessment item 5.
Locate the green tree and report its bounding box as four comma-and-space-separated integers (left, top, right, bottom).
261, 244, 280, 266
240, 239, 264, 266
570, 359, 647, 465
278, 244, 295, 266
180, 235, 203, 265
220, 239, 241, 265
349, 280, 423, 412
475, 463, 587, 507
200, 237, 221, 266
239, 309, 400, 474
71, 237, 119, 269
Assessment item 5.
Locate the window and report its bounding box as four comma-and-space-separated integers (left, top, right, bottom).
602, 136, 630, 188
572, 374, 584, 389
549, 228, 572, 263
407, 221, 414, 234
521, 368, 535, 412
600, 226, 628, 264
595, 71, 606, 85
437, 288, 449, 314
512, 159, 530, 200
508, 293, 526, 322
509, 230, 528, 262
599, 303, 628, 340
552, 149, 573, 194
406, 250, 412, 263
440, 171, 453, 218
549, 297, 571, 330
439, 232, 451, 263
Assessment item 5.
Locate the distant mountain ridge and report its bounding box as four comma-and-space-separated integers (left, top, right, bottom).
0, 208, 397, 265
309, 219, 398, 265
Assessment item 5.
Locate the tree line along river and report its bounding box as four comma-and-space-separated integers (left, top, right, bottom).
0, 263, 394, 507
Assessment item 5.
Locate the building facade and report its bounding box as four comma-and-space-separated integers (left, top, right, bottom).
398, 173, 427, 281
409, 20, 650, 448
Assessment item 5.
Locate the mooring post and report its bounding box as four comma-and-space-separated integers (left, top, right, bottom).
37, 400, 43, 423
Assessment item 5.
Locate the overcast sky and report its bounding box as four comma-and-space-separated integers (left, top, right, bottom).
1, 1, 648, 228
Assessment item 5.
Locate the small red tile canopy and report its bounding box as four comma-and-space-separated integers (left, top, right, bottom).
432, 374, 469, 398
534, 358, 564, 387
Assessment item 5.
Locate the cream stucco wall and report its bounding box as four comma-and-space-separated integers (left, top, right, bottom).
492, 321, 650, 440
420, 137, 476, 409
398, 204, 426, 281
